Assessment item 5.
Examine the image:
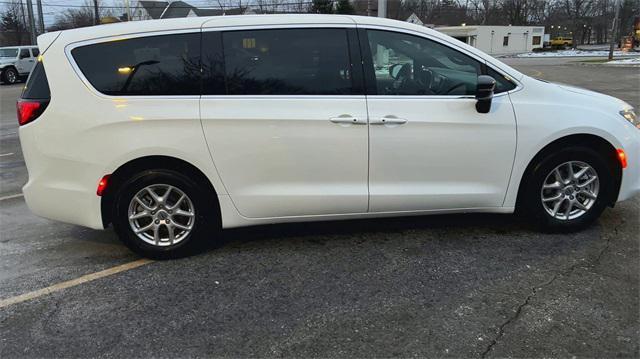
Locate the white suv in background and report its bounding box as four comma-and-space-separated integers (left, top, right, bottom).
18, 15, 640, 258
0, 46, 40, 84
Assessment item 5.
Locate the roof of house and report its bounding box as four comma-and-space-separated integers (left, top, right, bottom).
138, 1, 169, 19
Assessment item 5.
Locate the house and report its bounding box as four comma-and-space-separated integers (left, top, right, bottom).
133, 1, 167, 20
436, 25, 545, 55
132, 0, 251, 20
406, 13, 423, 26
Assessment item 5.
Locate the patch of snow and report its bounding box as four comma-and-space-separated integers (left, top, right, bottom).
513, 50, 636, 58
606, 57, 640, 66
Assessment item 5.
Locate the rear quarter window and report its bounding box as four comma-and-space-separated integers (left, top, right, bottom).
71, 33, 201, 96
21, 61, 50, 99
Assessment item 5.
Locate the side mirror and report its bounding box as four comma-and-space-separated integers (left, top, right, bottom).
475, 75, 496, 114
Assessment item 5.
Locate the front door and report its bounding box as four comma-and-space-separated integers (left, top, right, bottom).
16, 48, 33, 74
199, 28, 369, 218
362, 29, 517, 212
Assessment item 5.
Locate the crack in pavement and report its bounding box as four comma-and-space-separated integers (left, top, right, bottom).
479, 221, 620, 358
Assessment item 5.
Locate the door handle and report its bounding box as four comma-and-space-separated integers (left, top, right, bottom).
329, 116, 365, 125
371, 116, 408, 125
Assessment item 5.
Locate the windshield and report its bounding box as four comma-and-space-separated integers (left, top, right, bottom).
0, 48, 19, 58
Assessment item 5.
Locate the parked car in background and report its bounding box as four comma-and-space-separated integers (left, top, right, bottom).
18, 15, 639, 259
550, 37, 573, 48
0, 46, 40, 84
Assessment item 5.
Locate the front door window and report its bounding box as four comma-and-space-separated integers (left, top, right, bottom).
367, 30, 482, 96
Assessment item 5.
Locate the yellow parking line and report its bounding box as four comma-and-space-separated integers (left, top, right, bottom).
0, 193, 23, 201
0, 259, 153, 309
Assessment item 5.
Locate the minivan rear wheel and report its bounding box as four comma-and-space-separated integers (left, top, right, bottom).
521, 147, 613, 232
112, 169, 217, 259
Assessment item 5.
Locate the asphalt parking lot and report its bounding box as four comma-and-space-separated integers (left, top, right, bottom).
1, 57, 639, 358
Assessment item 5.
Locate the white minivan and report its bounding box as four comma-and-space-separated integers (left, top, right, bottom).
18, 15, 639, 258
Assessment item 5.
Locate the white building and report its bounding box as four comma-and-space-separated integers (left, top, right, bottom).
436, 25, 545, 55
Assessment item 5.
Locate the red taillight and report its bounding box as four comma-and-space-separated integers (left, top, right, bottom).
617, 149, 627, 169
97, 175, 111, 196
17, 99, 49, 126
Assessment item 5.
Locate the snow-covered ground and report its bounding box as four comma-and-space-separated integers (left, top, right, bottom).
511, 49, 637, 58
605, 57, 640, 66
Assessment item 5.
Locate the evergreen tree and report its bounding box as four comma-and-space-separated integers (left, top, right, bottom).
335, 0, 355, 14
311, 0, 334, 14
0, 5, 28, 45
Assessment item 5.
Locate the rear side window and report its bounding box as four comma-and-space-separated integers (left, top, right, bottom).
222, 28, 354, 95
31, 48, 40, 57
21, 61, 50, 99
71, 33, 201, 96
19, 49, 30, 58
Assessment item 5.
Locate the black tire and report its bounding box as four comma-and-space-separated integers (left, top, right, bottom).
521, 146, 614, 232
1, 67, 19, 84
112, 169, 219, 259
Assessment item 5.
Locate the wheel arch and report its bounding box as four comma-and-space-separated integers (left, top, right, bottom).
515, 133, 622, 211
100, 155, 220, 228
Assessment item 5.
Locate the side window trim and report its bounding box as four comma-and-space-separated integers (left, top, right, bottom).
346, 28, 365, 96
356, 28, 377, 96
201, 30, 226, 95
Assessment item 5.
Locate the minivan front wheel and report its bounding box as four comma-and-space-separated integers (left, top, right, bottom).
540, 161, 600, 221
522, 147, 613, 232
112, 170, 216, 259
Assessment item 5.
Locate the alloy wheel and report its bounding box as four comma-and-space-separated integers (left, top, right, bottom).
128, 184, 195, 246
5, 69, 17, 84
540, 161, 599, 220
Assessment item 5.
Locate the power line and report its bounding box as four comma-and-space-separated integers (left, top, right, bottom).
0, 0, 327, 8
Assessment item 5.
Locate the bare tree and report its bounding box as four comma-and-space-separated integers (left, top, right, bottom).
561, 0, 595, 47
0, 1, 29, 45
48, 1, 95, 31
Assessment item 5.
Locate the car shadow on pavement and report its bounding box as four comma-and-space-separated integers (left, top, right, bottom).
69, 210, 604, 263
219, 212, 529, 246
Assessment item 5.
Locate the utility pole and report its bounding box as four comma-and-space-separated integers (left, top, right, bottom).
36, 0, 45, 34
377, 0, 386, 18
19, 0, 27, 29
125, 0, 131, 21
608, 0, 620, 60
25, 0, 37, 45
93, 0, 100, 25
376, 0, 387, 72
